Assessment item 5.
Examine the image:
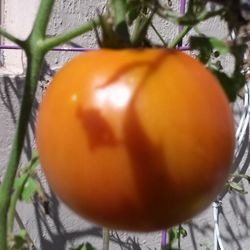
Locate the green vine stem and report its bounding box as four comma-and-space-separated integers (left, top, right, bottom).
0, 28, 23, 46
7, 154, 39, 234
0, 0, 54, 249
168, 25, 192, 48
168, 9, 225, 48
42, 19, 100, 51
150, 23, 168, 47
131, 10, 155, 47
0, 54, 43, 250
8, 177, 28, 235
14, 212, 37, 249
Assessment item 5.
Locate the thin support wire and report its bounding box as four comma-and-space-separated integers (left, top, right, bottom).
161, 230, 167, 249
213, 200, 224, 250
235, 83, 250, 151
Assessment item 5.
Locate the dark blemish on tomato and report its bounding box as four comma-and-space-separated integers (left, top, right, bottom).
77, 108, 119, 149
121, 51, 196, 228
96, 49, 177, 89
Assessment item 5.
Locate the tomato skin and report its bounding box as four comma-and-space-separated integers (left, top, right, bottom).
36, 49, 234, 231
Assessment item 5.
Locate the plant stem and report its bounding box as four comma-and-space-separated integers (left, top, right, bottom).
0, 0, 55, 247
30, 0, 55, 39
131, 11, 154, 47
0, 28, 23, 46
0, 53, 43, 250
7, 154, 39, 234
7, 176, 28, 234
15, 212, 37, 249
102, 228, 110, 250
177, 9, 225, 26
168, 8, 225, 49
111, 0, 126, 25
150, 23, 167, 47
110, 0, 130, 44
168, 25, 192, 48
42, 19, 100, 52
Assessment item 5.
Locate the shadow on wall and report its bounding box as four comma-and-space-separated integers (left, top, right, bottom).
1, 61, 250, 250
0, 59, 55, 160
0, 74, 36, 159
33, 191, 146, 250
33, 191, 102, 250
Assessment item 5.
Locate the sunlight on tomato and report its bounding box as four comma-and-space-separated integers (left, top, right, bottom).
36, 49, 235, 231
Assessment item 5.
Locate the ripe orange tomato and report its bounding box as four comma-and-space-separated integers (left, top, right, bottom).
36, 49, 234, 231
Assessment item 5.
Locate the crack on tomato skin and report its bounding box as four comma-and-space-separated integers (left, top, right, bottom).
76, 49, 219, 229
119, 54, 181, 229
93, 49, 179, 89
77, 108, 119, 150
75, 50, 176, 153
120, 50, 218, 229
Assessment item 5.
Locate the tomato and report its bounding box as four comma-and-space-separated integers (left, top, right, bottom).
36, 49, 234, 231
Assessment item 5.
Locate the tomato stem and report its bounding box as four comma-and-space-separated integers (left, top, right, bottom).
109, 0, 130, 45
131, 10, 154, 47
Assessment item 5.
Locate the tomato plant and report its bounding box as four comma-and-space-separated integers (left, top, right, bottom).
36, 48, 235, 231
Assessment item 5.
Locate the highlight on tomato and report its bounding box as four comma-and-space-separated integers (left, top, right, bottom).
35, 49, 235, 232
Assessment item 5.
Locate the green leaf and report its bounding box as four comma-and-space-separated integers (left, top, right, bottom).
14, 153, 40, 203
18, 229, 27, 239
11, 236, 26, 250
9, 230, 28, 250
190, 36, 213, 64
178, 225, 187, 238
228, 181, 248, 194
28, 151, 40, 172
14, 174, 38, 203
126, 0, 141, 24
210, 70, 238, 102
70, 242, 97, 250
21, 177, 38, 202
14, 174, 28, 190
164, 225, 187, 249
208, 37, 229, 54
190, 36, 229, 65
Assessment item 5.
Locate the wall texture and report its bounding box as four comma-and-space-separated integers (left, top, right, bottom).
0, 1, 250, 250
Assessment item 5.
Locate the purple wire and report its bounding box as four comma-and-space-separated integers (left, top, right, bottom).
0, 44, 191, 51
179, 45, 190, 51
0, 44, 94, 52
178, 0, 187, 33
180, 0, 187, 16
161, 230, 168, 249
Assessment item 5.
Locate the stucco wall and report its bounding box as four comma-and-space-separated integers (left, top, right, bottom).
0, 1, 250, 249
